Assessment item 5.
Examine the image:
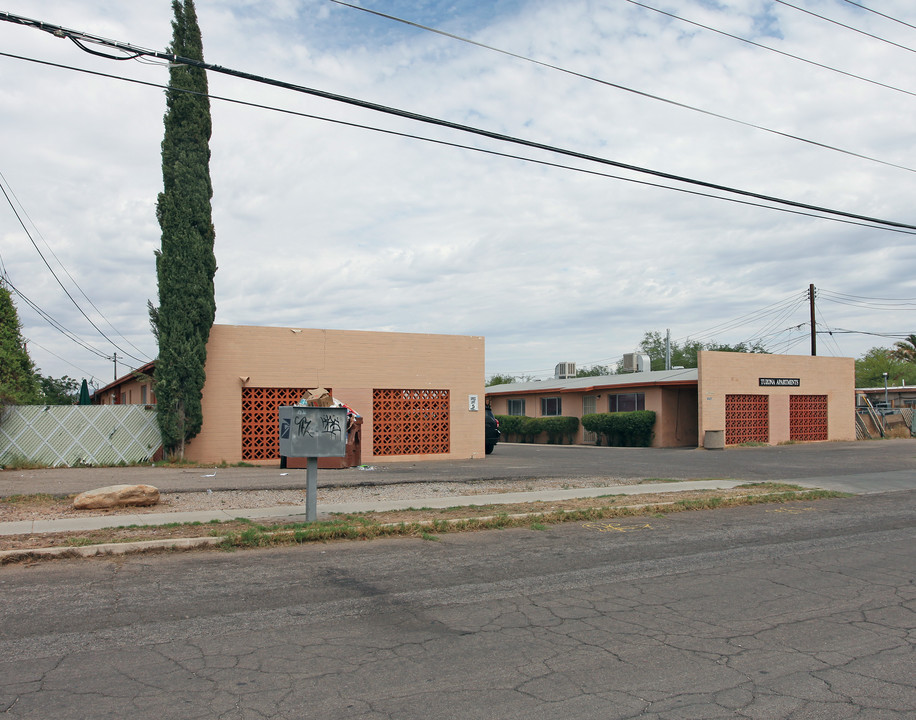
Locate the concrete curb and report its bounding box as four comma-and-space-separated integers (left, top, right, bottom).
0, 488, 828, 565
1, 535, 224, 564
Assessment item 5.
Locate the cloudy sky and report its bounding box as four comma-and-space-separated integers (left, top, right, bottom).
1, 0, 914, 388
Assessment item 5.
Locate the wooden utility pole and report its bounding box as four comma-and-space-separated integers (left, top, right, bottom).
809, 284, 817, 356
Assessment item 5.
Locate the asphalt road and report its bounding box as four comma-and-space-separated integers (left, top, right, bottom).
1, 489, 913, 718
3, 439, 916, 496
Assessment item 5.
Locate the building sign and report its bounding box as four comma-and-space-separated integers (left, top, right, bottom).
759, 377, 800, 387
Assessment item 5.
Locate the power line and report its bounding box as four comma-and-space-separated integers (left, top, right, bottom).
0, 169, 152, 362
2, 13, 916, 233
822, 328, 914, 339
4, 50, 914, 238
329, 0, 916, 176
814, 305, 846, 357
624, 0, 916, 100
25, 337, 102, 383
0, 177, 147, 364
3, 277, 111, 360
841, 1, 916, 32
773, 0, 916, 55
818, 288, 916, 305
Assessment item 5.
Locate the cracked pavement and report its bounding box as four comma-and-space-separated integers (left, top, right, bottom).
1, 490, 914, 719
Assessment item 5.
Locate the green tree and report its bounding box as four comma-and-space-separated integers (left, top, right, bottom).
638, 331, 768, 370
38, 374, 81, 405
149, 0, 217, 457
486, 374, 517, 386
855, 347, 916, 388
575, 364, 611, 377
890, 334, 916, 363
0, 280, 41, 405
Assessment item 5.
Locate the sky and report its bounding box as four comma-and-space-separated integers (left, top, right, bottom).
1, 0, 915, 389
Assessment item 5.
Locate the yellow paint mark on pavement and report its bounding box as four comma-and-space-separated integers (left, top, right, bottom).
583, 522, 653, 533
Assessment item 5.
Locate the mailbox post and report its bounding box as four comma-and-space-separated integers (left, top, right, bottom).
279, 406, 348, 522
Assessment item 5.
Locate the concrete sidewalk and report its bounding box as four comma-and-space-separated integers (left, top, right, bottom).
0, 480, 751, 536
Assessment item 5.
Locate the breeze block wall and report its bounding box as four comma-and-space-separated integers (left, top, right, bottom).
185, 324, 485, 464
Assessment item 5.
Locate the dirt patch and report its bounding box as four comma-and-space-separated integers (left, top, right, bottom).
0, 487, 806, 553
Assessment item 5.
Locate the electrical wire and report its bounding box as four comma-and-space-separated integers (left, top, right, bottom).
815, 306, 846, 356
624, 0, 916, 100
25, 337, 102, 383
0, 169, 152, 361
669, 292, 806, 345
328, 0, 916, 175
821, 328, 914, 339
3, 51, 913, 238
817, 295, 916, 311
2, 51, 914, 239
818, 288, 916, 307
3, 277, 111, 359
841, 1, 916, 32
2, 13, 916, 233
0, 179, 147, 364
773, 0, 916, 55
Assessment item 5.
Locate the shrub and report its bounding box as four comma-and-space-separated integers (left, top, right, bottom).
582, 411, 656, 447
495, 415, 523, 442
541, 416, 579, 444
495, 415, 580, 443
520, 416, 543, 443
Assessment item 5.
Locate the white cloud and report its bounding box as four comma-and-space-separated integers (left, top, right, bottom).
1, 0, 914, 387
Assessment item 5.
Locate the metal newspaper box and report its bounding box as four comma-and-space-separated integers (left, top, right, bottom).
279, 406, 348, 458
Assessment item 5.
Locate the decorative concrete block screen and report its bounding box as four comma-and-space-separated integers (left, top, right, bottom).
725, 394, 769, 445
241, 387, 310, 461
790, 394, 828, 442
0, 405, 161, 467
372, 389, 450, 456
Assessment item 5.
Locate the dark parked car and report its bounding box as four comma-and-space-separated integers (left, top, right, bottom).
485, 405, 500, 454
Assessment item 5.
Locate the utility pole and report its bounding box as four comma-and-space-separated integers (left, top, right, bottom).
113, 352, 118, 381
809, 284, 817, 356
665, 329, 671, 370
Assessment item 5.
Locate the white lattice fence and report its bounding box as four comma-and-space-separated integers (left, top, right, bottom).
0, 405, 162, 467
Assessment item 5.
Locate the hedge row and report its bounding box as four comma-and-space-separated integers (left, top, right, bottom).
495, 415, 579, 444
581, 411, 656, 447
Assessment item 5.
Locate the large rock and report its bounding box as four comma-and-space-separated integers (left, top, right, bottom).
73, 484, 160, 510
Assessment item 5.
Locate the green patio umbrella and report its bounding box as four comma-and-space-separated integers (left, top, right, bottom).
78, 379, 91, 405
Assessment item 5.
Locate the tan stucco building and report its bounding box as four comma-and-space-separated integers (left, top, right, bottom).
185, 325, 486, 464
92, 360, 156, 407
486, 351, 855, 447
93, 325, 486, 464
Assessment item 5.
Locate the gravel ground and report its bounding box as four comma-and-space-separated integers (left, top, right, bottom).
1, 476, 641, 522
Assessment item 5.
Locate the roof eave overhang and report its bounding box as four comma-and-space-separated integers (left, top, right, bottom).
485, 379, 698, 397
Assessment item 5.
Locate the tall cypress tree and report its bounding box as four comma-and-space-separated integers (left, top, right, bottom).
0, 279, 41, 406
150, 0, 217, 457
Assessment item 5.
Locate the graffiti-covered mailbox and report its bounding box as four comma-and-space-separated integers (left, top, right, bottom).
279, 406, 348, 458
279, 405, 348, 523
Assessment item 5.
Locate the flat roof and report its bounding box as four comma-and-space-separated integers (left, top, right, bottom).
485, 368, 699, 396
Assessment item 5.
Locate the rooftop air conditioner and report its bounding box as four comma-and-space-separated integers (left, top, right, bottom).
623, 353, 651, 372
555, 362, 576, 379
